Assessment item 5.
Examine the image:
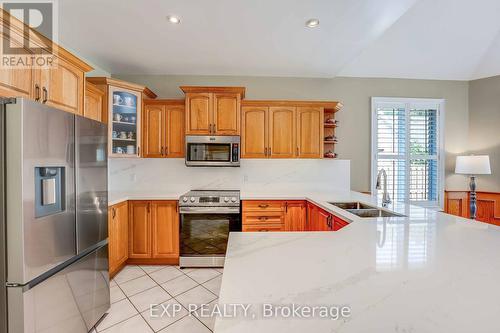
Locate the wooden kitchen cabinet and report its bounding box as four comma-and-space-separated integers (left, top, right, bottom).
84, 81, 105, 122
129, 201, 151, 259
296, 107, 323, 158
109, 201, 128, 277
0, 11, 93, 115
243, 200, 306, 232
128, 200, 180, 263
87, 77, 157, 158
143, 100, 185, 158
151, 201, 179, 258
241, 106, 268, 158
284, 201, 307, 231
318, 208, 333, 231
268, 106, 296, 158
37, 54, 86, 115
241, 101, 335, 159
213, 93, 241, 135
181, 86, 245, 135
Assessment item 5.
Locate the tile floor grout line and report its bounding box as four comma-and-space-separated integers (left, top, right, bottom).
97, 283, 144, 332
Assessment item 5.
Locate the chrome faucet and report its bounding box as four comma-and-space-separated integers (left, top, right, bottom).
376, 169, 391, 207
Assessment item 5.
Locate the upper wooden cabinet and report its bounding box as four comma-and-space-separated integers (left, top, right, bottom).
269, 106, 296, 158
242, 101, 332, 159
84, 81, 105, 122
241, 106, 268, 158
87, 77, 157, 158
0, 10, 93, 115
181, 86, 244, 135
296, 107, 323, 158
143, 100, 185, 158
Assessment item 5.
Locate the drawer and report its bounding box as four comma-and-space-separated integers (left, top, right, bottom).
242, 200, 284, 212
242, 224, 284, 232
243, 212, 283, 225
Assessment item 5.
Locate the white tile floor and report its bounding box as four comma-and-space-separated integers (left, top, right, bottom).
95, 265, 223, 333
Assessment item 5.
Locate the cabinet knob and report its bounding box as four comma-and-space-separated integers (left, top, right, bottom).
264, 147, 268, 157
161, 147, 164, 156
258, 204, 269, 209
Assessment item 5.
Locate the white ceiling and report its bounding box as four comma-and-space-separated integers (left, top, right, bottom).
59, 0, 500, 80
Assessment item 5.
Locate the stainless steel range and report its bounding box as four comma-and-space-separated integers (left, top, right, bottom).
179, 190, 241, 268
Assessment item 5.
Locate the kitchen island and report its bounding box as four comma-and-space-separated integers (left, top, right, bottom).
214, 191, 500, 333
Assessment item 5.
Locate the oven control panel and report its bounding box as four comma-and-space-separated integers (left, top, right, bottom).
179, 190, 240, 207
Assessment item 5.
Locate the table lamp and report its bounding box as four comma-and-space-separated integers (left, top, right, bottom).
455, 155, 491, 219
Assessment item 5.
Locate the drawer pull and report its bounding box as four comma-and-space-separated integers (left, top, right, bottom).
258, 204, 269, 208
259, 217, 268, 221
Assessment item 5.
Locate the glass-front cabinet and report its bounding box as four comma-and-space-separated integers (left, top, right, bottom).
109, 86, 141, 157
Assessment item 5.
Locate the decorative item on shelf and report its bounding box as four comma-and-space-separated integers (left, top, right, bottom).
113, 113, 122, 122
130, 115, 136, 124
455, 155, 491, 220
324, 135, 338, 143
124, 96, 134, 107
127, 131, 135, 140
324, 151, 337, 159
115, 147, 124, 154
126, 145, 135, 155
113, 94, 123, 105
123, 115, 129, 123
119, 131, 127, 139
324, 118, 338, 125
112, 131, 118, 139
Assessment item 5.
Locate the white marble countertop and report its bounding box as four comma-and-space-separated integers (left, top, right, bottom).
214, 190, 500, 333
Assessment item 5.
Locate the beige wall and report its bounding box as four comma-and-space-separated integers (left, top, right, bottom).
468, 76, 500, 192
114, 74, 469, 192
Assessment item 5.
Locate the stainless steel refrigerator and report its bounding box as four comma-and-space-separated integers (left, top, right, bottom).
0, 98, 110, 333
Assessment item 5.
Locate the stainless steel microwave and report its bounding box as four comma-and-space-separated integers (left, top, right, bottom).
185, 136, 240, 167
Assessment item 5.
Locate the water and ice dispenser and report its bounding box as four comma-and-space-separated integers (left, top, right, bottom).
35, 167, 65, 218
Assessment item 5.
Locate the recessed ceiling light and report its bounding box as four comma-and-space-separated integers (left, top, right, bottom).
167, 15, 181, 24
305, 18, 320, 28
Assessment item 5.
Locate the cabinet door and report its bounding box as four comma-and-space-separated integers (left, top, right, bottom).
306, 203, 317, 231
115, 201, 129, 266
38, 55, 84, 115
166, 105, 185, 157
213, 93, 240, 135
0, 33, 34, 99
143, 104, 165, 158
241, 106, 268, 158
151, 201, 179, 258
129, 201, 151, 258
296, 107, 322, 158
185, 93, 212, 135
269, 107, 296, 158
318, 208, 331, 231
109, 86, 142, 158
84, 82, 104, 122
284, 201, 307, 231
108, 206, 118, 274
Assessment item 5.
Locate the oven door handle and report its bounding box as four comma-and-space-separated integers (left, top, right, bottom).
179, 206, 240, 214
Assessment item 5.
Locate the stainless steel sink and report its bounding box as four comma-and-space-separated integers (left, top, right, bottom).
328, 202, 405, 218
328, 202, 378, 210
346, 208, 405, 218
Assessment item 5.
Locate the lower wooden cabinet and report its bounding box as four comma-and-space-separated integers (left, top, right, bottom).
284, 201, 307, 231
128, 200, 179, 263
242, 200, 307, 232
109, 201, 129, 278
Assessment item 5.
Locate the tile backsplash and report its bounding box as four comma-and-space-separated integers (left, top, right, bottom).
109, 158, 350, 198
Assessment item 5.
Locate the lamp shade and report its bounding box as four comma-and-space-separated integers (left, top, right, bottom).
455, 155, 491, 175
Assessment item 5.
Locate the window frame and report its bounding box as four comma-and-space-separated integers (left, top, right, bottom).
371, 97, 445, 209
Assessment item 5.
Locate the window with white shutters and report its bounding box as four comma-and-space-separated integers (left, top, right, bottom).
371, 98, 444, 208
